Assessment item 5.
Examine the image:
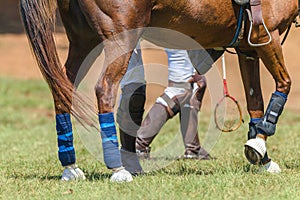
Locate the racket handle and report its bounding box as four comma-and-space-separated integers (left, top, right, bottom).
221, 54, 226, 80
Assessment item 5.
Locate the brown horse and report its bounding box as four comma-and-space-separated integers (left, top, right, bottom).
20, 0, 298, 182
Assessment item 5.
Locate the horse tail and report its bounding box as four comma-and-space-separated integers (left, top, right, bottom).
19, 0, 92, 122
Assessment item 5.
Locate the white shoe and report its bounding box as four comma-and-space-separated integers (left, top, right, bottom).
110, 167, 133, 182
262, 160, 281, 174
61, 164, 86, 181
244, 137, 267, 164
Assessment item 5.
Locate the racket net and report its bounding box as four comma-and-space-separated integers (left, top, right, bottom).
214, 95, 243, 132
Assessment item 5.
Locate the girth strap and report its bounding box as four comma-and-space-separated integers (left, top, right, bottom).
250, 0, 263, 25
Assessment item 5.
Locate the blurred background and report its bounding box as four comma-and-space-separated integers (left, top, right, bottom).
1, 0, 300, 114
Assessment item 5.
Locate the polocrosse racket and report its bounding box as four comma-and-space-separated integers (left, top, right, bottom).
214, 54, 243, 132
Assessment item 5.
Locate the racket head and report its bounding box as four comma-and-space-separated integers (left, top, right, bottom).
214, 95, 243, 132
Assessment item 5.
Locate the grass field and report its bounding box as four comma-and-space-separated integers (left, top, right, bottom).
1, 76, 300, 200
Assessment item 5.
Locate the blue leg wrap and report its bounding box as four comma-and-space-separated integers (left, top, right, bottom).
56, 113, 76, 166
256, 91, 287, 136
99, 112, 122, 169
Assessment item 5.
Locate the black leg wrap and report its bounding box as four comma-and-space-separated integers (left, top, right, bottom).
256, 92, 286, 136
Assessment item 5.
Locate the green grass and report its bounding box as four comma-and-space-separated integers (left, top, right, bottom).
1, 76, 300, 200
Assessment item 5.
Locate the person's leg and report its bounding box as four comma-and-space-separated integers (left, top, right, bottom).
180, 75, 211, 159
116, 43, 146, 174
136, 86, 182, 158
136, 103, 170, 158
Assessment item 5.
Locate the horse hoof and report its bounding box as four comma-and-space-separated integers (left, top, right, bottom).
110, 168, 133, 182
244, 138, 266, 165
61, 164, 86, 181
262, 160, 281, 174
244, 146, 262, 165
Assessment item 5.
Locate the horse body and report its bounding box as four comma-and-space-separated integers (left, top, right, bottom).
20, 0, 299, 180
149, 0, 298, 47
149, 0, 238, 47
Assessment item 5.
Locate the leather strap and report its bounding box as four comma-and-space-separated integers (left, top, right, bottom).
250, 0, 263, 25
160, 93, 177, 115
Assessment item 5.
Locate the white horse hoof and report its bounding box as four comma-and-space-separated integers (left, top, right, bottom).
244, 137, 266, 165
61, 164, 86, 181
262, 160, 281, 174
110, 168, 133, 183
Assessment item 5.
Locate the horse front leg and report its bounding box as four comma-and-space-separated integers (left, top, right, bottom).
78, 0, 151, 182
237, 51, 280, 173
244, 30, 290, 173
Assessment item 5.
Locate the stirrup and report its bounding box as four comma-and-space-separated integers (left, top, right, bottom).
246, 9, 272, 47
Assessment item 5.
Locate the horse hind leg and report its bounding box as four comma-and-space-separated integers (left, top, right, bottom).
59, 39, 104, 181
56, 2, 103, 179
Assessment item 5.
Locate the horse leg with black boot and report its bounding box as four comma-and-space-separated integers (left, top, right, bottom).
244, 30, 291, 173
238, 50, 281, 173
